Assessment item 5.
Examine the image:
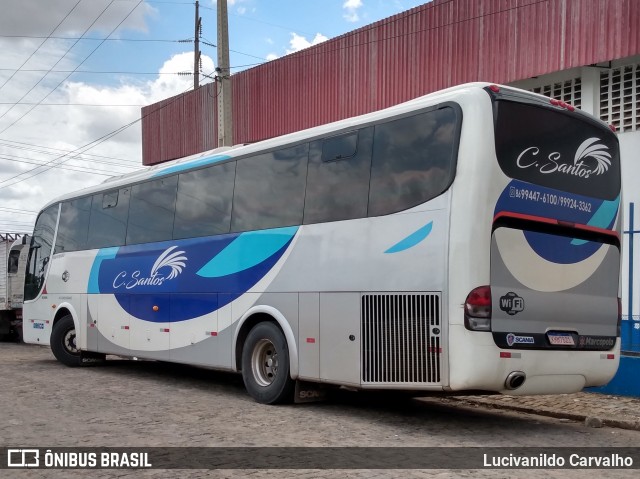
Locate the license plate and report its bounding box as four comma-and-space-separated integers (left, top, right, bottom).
547, 332, 575, 346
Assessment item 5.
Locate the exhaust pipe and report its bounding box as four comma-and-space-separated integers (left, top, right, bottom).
504, 371, 526, 390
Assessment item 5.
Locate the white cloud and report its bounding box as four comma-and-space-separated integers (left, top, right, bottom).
237, 6, 247, 15
0, 0, 156, 37
343, 0, 364, 22
286, 33, 329, 54
266, 53, 279, 62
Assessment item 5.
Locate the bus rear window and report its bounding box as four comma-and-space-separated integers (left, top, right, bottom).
494, 100, 620, 200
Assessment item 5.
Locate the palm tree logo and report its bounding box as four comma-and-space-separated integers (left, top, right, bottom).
151, 246, 187, 280
574, 137, 611, 175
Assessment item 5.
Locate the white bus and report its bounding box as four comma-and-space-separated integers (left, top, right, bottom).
23, 82, 622, 404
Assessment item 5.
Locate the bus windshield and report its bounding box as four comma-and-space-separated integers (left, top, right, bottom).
493, 100, 620, 201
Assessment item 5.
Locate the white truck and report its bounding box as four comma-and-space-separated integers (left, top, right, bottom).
0, 234, 30, 341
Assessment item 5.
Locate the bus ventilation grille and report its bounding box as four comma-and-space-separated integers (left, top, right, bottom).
361, 293, 441, 384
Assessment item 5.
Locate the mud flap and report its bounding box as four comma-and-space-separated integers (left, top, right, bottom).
294, 380, 328, 403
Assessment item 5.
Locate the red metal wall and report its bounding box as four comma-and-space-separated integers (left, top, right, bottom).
142, 0, 640, 165
142, 83, 218, 165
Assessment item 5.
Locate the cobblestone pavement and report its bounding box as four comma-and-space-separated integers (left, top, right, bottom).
1, 342, 639, 479
427, 392, 640, 431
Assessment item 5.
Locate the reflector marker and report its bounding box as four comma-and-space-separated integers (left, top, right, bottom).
600, 354, 615, 360
500, 352, 522, 359
206, 331, 218, 336
160, 328, 170, 333
121, 325, 130, 330
306, 338, 316, 343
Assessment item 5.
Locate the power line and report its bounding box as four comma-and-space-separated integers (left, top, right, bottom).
0, 0, 145, 136
0, 102, 144, 107
1, 143, 140, 169
201, 37, 268, 63
0, 68, 186, 75
0, 153, 135, 176
0, 0, 118, 124
0, 83, 193, 190
0, 139, 138, 165
0, 0, 82, 92
0, 206, 38, 215
0, 154, 127, 177
0, 34, 190, 43
200, 4, 316, 37
254, 0, 549, 64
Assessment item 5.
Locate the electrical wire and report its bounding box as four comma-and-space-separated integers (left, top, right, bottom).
0, 0, 145, 135
0, 0, 83, 92
0, 0, 118, 123
0, 153, 136, 176
0, 83, 193, 190
0, 139, 137, 165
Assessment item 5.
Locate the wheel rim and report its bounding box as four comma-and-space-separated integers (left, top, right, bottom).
63, 328, 79, 355
251, 338, 278, 387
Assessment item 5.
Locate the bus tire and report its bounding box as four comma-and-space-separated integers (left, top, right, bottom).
51, 315, 83, 367
241, 322, 295, 404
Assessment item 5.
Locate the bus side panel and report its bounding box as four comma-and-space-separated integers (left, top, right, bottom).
96, 294, 130, 354
263, 203, 451, 387
319, 293, 360, 386
298, 293, 320, 380
169, 294, 219, 366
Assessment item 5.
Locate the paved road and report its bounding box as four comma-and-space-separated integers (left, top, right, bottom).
1, 342, 639, 478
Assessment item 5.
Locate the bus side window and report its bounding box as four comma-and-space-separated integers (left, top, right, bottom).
88, 188, 130, 249
231, 144, 308, 233
55, 197, 92, 254
368, 107, 458, 217
174, 162, 236, 239
304, 127, 373, 224
127, 178, 178, 245
321, 131, 357, 162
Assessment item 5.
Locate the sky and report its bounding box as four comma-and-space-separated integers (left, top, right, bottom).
0, 0, 429, 235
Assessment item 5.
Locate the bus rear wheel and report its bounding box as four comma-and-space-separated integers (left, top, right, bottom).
51, 315, 83, 367
241, 322, 294, 404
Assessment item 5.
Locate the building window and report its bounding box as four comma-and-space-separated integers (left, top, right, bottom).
531, 78, 582, 109
600, 63, 639, 133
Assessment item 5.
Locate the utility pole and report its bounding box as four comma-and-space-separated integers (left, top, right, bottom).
193, 0, 201, 89
217, 0, 233, 146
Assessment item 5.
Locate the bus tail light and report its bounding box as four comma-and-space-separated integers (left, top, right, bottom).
464, 285, 492, 331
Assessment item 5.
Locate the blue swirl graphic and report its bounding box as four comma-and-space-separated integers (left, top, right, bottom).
89, 227, 298, 322
384, 221, 433, 254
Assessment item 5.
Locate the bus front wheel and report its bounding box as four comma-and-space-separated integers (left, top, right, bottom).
51, 315, 83, 367
241, 322, 295, 404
